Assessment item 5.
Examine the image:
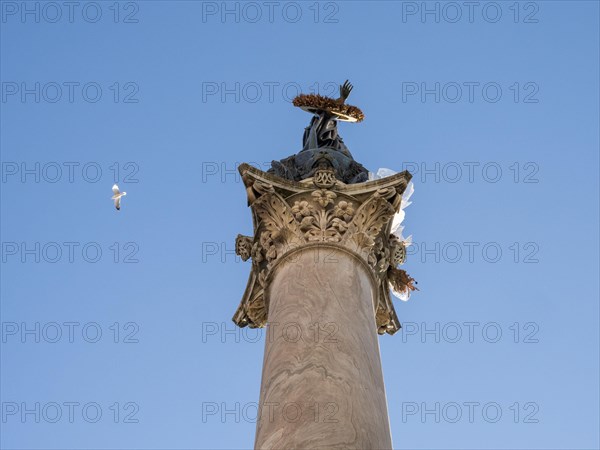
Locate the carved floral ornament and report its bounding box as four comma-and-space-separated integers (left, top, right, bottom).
232, 164, 417, 336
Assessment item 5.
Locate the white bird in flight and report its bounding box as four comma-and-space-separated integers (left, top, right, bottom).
111, 184, 127, 210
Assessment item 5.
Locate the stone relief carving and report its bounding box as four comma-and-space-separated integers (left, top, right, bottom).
235, 235, 253, 262
232, 164, 415, 335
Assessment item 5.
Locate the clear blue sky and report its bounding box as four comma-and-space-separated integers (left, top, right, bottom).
1, 1, 598, 449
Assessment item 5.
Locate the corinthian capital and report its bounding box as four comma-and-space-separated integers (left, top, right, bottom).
233, 163, 413, 335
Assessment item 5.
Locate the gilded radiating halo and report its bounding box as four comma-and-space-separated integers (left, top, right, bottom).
292, 93, 365, 122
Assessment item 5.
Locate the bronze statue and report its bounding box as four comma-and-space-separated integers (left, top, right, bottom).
268, 80, 370, 184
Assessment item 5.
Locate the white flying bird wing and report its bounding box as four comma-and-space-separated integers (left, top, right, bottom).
112, 184, 120, 196
402, 181, 414, 206
376, 167, 397, 179
114, 196, 121, 210
391, 210, 405, 234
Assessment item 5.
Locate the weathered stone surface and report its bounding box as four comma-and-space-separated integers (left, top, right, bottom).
233, 163, 412, 449
255, 247, 392, 449
233, 163, 412, 336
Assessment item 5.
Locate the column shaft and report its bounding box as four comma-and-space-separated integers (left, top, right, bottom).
254, 247, 392, 449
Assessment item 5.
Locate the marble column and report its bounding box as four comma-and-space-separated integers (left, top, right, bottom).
233, 163, 412, 449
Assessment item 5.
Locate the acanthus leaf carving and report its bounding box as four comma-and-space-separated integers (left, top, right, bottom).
343, 192, 396, 256
233, 164, 414, 335
253, 191, 304, 247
